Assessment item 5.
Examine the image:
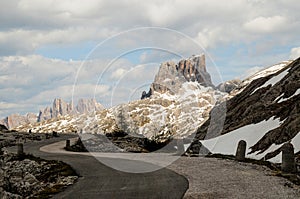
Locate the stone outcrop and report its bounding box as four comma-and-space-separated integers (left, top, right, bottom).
141, 54, 214, 98
217, 79, 241, 93
0, 153, 78, 198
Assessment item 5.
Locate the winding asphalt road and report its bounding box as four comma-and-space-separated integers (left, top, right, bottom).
8, 135, 189, 199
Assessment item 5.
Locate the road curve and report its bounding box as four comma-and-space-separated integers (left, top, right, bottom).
8, 135, 189, 199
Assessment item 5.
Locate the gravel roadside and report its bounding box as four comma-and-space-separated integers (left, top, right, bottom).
168, 157, 300, 199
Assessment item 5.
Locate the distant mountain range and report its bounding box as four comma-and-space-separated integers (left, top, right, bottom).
0, 98, 103, 129
13, 55, 225, 139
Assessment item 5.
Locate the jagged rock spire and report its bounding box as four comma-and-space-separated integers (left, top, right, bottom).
142, 54, 213, 99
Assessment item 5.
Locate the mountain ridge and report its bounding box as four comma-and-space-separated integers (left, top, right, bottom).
0, 98, 103, 129
14, 55, 225, 143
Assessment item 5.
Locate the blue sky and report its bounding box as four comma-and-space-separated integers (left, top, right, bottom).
0, 0, 300, 118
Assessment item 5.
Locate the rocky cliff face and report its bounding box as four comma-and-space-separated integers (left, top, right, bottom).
37, 106, 52, 122
38, 98, 73, 122
51, 98, 73, 119
1, 98, 104, 129
142, 54, 213, 98
189, 57, 300, 160
76, 98, 103, 114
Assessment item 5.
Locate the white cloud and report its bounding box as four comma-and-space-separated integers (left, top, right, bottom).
110, 68, 127, 80
0, 102, 26, 110
0, 101, 37, 118
0, 1, 299, 55
28, 84, 110, 104
0, 55, 115, 116
290, 47, 300, 60
244, 16, 287, 33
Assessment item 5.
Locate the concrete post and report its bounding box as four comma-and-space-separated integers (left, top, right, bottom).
66, 139, 71, 150
235, 140, 246, 161
282, 143, 296, 173
17, 143, 24, 156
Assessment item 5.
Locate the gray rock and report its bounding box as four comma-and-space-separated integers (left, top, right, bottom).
217, 79, 241, 93
142, 54, 214, 98
37, 106, 52, 122
76, 98, 103, 113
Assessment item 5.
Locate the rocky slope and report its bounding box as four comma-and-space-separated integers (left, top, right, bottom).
0, 153, 78, 198
189, 57, 300, 162
0, 98, 103, 130
16, 83, 225, 141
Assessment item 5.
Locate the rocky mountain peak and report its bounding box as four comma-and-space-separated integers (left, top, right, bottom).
142, 54, 213, 99
51, 98, 73, 118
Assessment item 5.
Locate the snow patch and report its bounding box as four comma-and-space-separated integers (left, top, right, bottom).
274, 93, 284, 102
200, 117, 283, 162
251, 67, 290, 95
278, 88, 300, 103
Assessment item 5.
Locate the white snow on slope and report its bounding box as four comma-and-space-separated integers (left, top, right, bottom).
251, 67, 290, 95
277, 88, 300, 103
227, 61, 291, 98
274, 93, 284, 102
200, 117, 284, 162
15, 81, 226, 141
246, 62, 289, 82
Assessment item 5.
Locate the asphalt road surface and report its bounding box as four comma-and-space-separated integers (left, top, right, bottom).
8, 135, 189, 199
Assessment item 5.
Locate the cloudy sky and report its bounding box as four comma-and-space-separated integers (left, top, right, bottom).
0, 0, 300, 118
